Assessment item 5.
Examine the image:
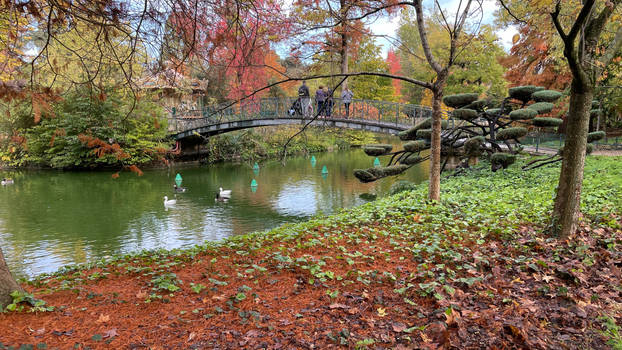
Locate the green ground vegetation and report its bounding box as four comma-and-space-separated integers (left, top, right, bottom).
11, 156, 621, 347
205, 126, 378, 163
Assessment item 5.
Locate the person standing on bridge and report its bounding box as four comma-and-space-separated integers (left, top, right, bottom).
324, 87, 333, 117
316, 86, 326, 117
298, 81, 311, 117
341, 87, 353, 119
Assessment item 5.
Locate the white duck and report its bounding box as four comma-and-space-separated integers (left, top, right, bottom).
1, 178, 13, 186
218, 187, 232, 198
163, 196, 177, 206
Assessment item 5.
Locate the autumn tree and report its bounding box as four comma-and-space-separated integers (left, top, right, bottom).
499, 0, 622, 238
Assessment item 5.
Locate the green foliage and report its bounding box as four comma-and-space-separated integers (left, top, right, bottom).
531, 90, 563, 103
509, 85, 543, 102
486, 108, 502, 115
363, 144, 392, 156
587, 131, 606, 143
490, 153, 517, 169
464, 136, 485, 156
496, 127, 527, 141
443, 94, 479, 109
2, 87, 168, 168
347, 37, 397, 102
353, 164, 410, 183
598, 315, 622, 349
401, 153, 423, 165
465, 99, 488, 111
389, 180, 418, 195
398, 118, 447, 141
527, 102, 555, 114
353, 169, 376, 183
452, 108, 478, 121
403, 140, 426, 153
532, 117, 563, 127
416, 129, 432, 139
509, 108, 537, 120
3, 291, 54, 313
591, 109, 602, 117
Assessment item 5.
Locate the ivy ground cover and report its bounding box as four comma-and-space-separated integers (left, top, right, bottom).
0, 157, 621, 349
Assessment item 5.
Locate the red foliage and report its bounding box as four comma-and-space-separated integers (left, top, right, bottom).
387, 49, 402, 101
500, 26, 571, 90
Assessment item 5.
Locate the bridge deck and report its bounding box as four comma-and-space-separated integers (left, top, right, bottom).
168, 97, 434, 139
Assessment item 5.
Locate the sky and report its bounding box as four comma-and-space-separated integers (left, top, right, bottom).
367, 0, 519, 56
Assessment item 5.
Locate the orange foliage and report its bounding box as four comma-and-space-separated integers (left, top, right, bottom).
77, 134, 130, 160
127, 165, 144, 176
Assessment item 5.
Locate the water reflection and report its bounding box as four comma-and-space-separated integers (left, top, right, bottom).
0, 147, 428, 277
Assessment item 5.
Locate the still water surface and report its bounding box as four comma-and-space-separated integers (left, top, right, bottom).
0, 148, 428, 278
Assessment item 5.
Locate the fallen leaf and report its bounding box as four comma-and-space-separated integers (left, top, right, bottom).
542, 275, 554, 283
377, 307, 387, 317
97, 314, 110, 323
329, 303, 348, 309
136, 291, 147, 299
392, 322, 407, 332
103, 328, 118, 339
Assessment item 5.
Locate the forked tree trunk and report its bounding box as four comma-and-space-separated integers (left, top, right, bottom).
0, 248, 22, 308
339, 0, 349, 89
552, 80, 593, 238
428, 87, 444, 201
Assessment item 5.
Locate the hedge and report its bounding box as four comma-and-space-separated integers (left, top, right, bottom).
531, 90, 563, 103
443, 93, 479, 108
403, 140, 427, 153
490, 152, 517, 169
527, 102, 555, 114
587, 131, 605, 143
509, 108, 537, 120
532, 117, 563, 127
496, 127, 528, 141
453, 108, 479, 121
509, 85, 543, 102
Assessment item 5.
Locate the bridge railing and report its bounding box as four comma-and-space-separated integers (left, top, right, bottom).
167, 97, 434, 134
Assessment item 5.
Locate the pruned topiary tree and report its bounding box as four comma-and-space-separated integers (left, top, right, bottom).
354, 86, 602, 183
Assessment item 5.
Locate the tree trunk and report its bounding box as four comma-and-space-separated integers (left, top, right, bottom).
552, 79, 593, 238
0, 248, 22, 308
339, 0, 349, 89
428, 87, 444, 201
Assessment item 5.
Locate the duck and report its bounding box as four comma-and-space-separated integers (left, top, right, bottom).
218, 187, 232, 198
163, 196, 177, 206
1, 178, 13, 186
174, 185, 187, 193
215, 193, 229, 202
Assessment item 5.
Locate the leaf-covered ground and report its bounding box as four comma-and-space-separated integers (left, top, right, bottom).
1, 157, 621, 349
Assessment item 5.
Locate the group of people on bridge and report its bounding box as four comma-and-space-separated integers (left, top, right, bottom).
291, 81, 354, 119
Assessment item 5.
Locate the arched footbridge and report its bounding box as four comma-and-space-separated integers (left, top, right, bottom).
168, 97, 434, 140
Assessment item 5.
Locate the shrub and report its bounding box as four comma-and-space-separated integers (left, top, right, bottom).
401, 153, 423, 165
442, 93, 479, 109
590, 109, 602, 117
403, 140, 427, 153
509, 85, 543, 102
464, 136, 485, 156
486, 108, 502, 115
363, 144, 392, 156
509, 108, 537, 120
587, 131, 605, 142
532, 117, 563, 127
416, 129, 432, 139
527, 102, 555, 114
531, 90, 563, 102
453, 108, 478, 121
464, 99, 488, 110
496, 127, 528, 141
490, 152, 516, 169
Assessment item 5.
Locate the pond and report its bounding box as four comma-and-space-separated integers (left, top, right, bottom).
0, 147, 428, 278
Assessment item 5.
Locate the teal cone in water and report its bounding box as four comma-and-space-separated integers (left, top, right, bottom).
310, 155, 317, 167
253, 162, 259, 171
373, 157, 381, 167
175, 174, 182, 186
251, 179, 258, 187
321, 172, 328, 179
321, 165, 328, 174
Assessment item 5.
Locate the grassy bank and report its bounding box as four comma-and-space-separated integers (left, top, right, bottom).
204, 126, 378, 163
1, 157, 621, 349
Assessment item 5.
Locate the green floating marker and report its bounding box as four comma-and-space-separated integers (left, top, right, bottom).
310, 155, 317, 167
253, 162, 259, 171
175, 173, 182, 186
321, 165, 328, 174
251, 179, 258, 187
373, 157, 381, 167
